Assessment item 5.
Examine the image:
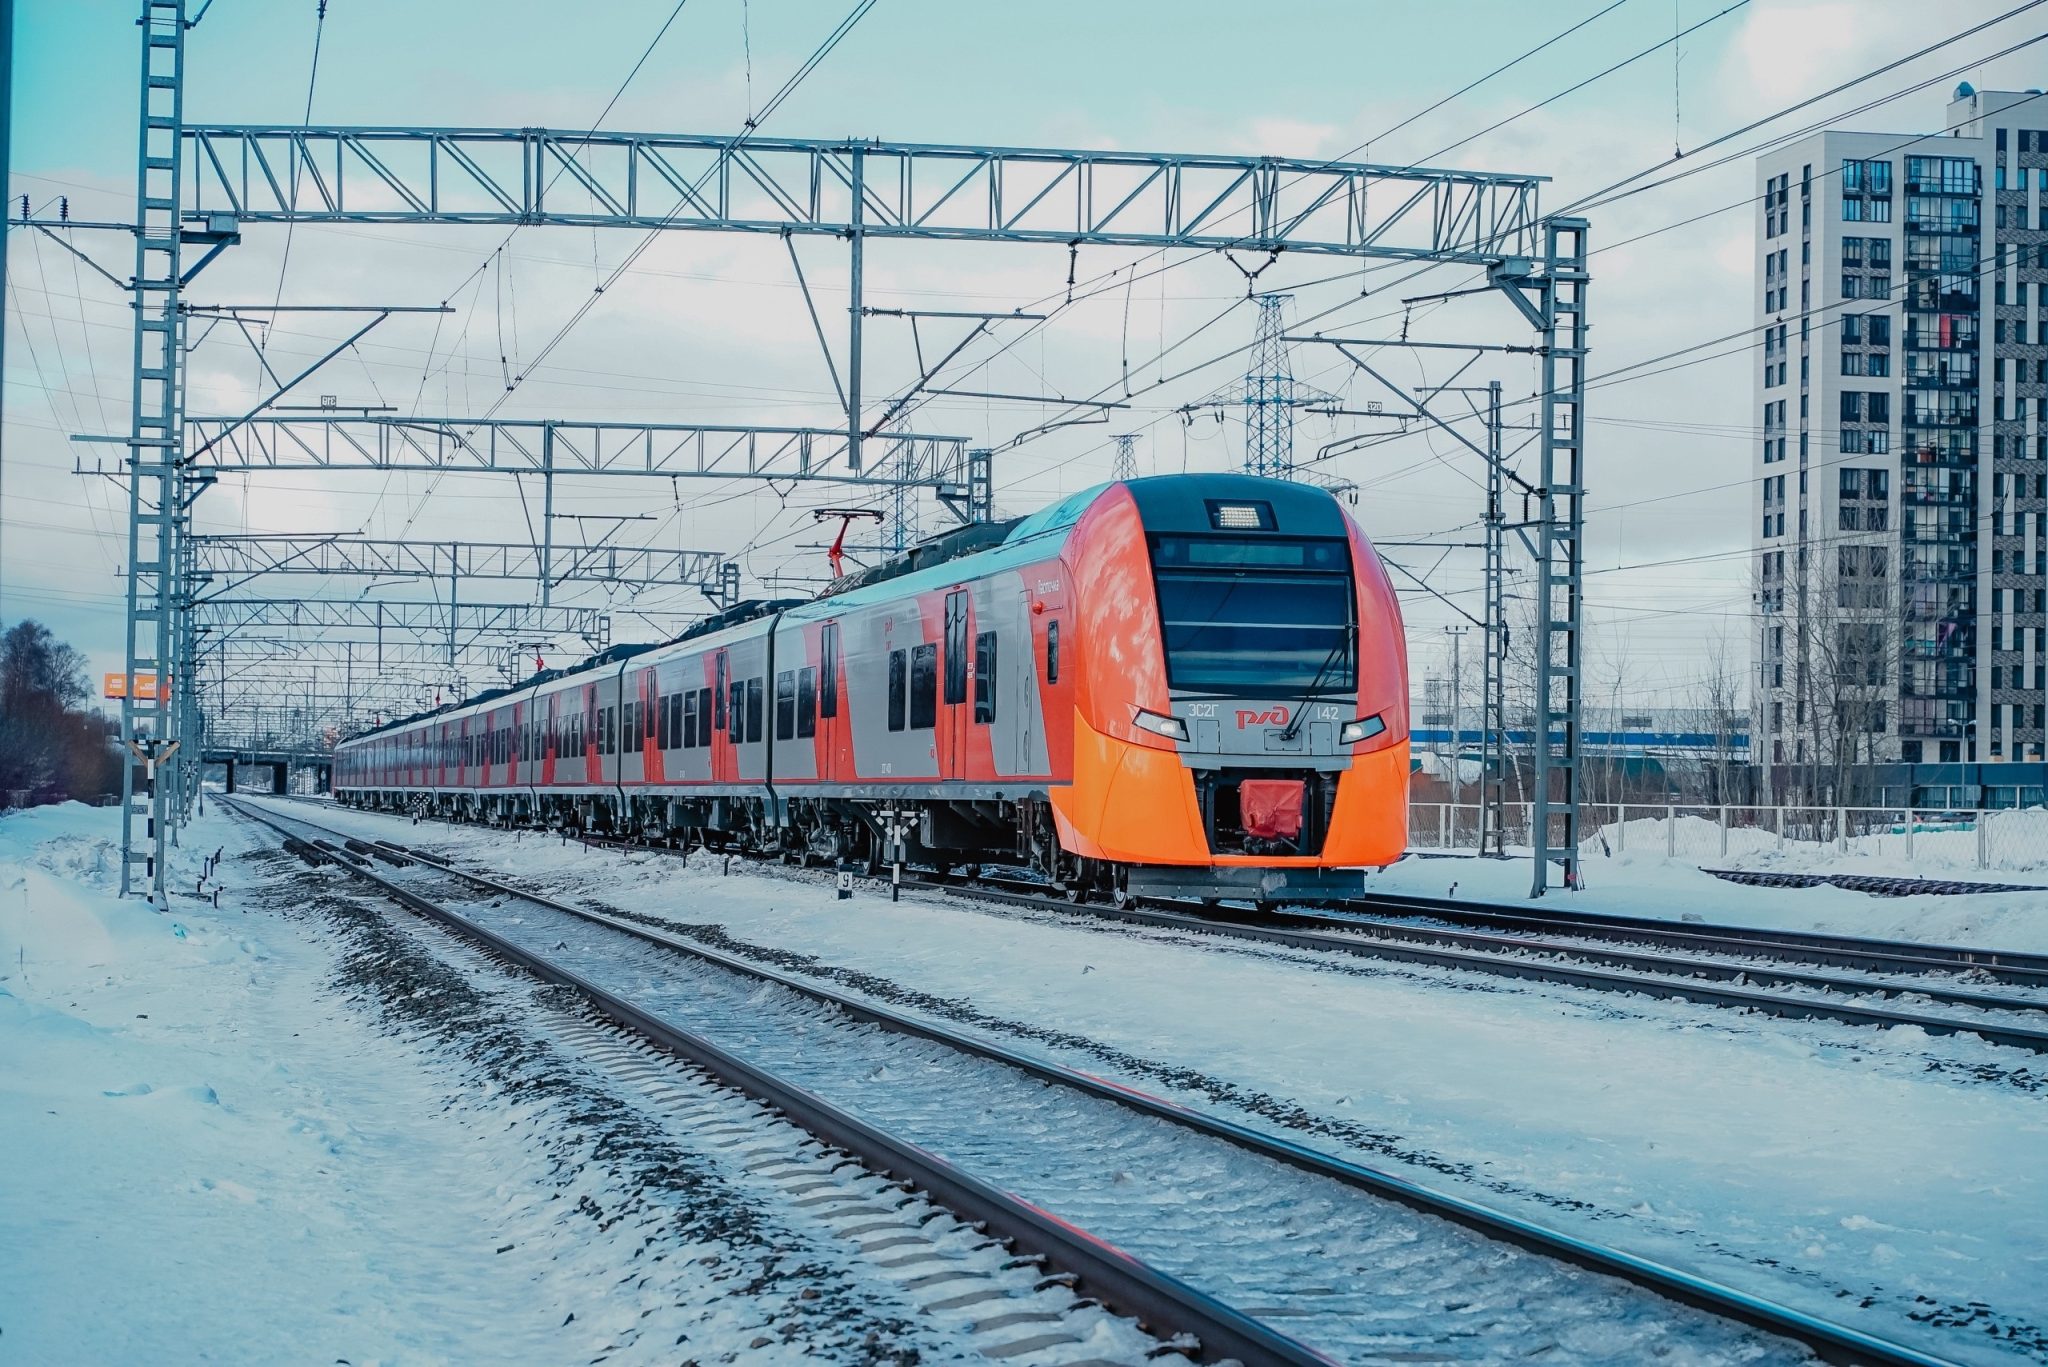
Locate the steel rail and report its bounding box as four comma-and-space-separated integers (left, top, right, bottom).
1341, 889, 2048, 983
1160, 899, 2048, 1019
471, 819, 2048, 1051
224, 797, 1324, 1367
240, 797, 1961, 1367
980, 887, 2048, 1054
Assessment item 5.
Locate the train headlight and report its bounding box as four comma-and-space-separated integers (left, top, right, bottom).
1339, 714, 1386, 745
1132, 708, 1189, 742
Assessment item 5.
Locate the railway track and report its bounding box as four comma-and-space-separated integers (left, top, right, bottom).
226, 797, 1310, 1366
542, 822, 2048, 1057
234, 795, 1963, 1367
268, 796, 2048, 1053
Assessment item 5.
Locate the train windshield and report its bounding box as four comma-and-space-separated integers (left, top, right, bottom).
1150, 535, 1355, 697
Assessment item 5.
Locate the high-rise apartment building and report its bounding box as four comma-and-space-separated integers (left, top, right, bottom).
1753, 85, 2048, 801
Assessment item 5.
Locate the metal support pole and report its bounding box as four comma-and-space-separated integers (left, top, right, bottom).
1445, 626, 1466, 822
1481, 381, 1506, 856
0, 0, 11, 513
539, 426, 555, 607
846, 146, 865, 474
120, 0, 191, 900
1521, 218, 1589, 896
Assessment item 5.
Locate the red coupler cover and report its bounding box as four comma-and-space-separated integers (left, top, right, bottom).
1240, 779, 1305, 840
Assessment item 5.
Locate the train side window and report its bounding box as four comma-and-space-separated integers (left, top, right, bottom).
1045, 620, 1060, 682
628, 701, 643, 754
943, 590, 969, 705
746, 677, 764, 743
974, 630, 997, 724
714, 653, 729, 729
682, 690, 698, 748
910, 643, 938, 730
696, 687, 711, 745
671, 693, 684, 748
657, 694, 671, 750
887, 649, 906, 732
729, 682, 745, 739
820, 624, 839, 718
796, 667, 817, 739
775, 671, 796, 741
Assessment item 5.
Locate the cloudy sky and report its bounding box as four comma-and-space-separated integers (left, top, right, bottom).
4, 0, 2044, 722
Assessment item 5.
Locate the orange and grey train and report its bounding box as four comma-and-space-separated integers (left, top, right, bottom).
334, 473, 1411, 903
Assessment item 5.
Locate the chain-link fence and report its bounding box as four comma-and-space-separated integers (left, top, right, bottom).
1408, 800, 2048, 875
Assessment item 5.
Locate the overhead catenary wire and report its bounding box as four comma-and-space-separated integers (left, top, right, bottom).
259, 0, 330, 372
390, 0, 879, 542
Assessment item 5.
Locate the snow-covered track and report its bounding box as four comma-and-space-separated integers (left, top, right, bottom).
902, 875, 2048, 1055
225, 797, 1310, 1366
234, 798, 1961, 1367
1338, 890, 2048, 986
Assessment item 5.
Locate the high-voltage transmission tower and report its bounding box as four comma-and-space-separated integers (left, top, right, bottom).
1109, 435, 1141, 481
64, 2, 1580, 898
1186, 295, 1338, 478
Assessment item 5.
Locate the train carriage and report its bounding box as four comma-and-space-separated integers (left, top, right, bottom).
337, 473, 1409, 903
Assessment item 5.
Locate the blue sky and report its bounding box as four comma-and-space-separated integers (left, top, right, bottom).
5, 0, 2042, 717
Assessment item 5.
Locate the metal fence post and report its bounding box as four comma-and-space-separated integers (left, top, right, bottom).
1775, 806, 1784, 848
1440, 804, 1449, 849
1904, 809, 1914, 861
1615, 807, 1625, 853
1666, 803, 1676, 857
1837, 808, 1849, 854
1719, 806, 1728, 859
1978, 811, 1988, 869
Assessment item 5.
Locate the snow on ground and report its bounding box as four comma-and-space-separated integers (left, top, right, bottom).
280, 799, 2048, 1366
1, 802, 1140, 1365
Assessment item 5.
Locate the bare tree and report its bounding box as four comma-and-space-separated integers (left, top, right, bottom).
1688, 626, 1749, 805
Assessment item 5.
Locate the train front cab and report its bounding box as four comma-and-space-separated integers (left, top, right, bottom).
1052, 475, 1408, 902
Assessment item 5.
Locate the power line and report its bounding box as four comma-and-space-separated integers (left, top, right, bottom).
393, 0, 879, 539
260, 0, 331, 366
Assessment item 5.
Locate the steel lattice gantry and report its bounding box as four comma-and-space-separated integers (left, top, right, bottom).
180, 127, 1546, 262
183, 417, 981, 490
192, 535, 730, 590
193, 598, 611, 643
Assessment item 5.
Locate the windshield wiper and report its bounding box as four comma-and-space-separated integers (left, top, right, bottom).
1280, 636, 1349, 741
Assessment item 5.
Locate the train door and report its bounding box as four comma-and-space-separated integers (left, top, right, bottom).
941, 589, 970, 779
712, 649, 731, 785
817, 621, 841, 783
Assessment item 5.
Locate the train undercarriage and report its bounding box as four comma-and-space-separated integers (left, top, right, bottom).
338, 785, 1365, 906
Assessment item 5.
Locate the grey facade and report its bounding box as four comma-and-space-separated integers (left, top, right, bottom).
1753, 86, 2048, 780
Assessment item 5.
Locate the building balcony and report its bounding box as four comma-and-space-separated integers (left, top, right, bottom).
1902, 408, 1981, 428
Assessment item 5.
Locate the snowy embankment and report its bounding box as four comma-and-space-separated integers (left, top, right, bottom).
283, 798, 2048, 1367
0, 803, 1137, 1364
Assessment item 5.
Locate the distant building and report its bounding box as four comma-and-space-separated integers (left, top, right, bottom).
1753, 86, 2048, 791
